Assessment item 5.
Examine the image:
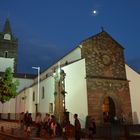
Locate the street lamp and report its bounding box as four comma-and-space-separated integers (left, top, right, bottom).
32, 66, 40, 114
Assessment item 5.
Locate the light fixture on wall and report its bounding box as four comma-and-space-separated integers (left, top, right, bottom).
60, 69, 67, 112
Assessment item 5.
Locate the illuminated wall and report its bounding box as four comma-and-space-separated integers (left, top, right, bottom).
126, 64, 140, 124
38, 76, 55, 115
15, 87, 36, 120
0, 57, 14, 72
63, 59, 88, 127
60, 47, 81, 65
15, 76, 55, 120
16, 90, 25, 114
14, 58, 88, 126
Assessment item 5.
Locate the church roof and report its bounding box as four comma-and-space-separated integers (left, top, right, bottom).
41, 30, 125, 74
80, 30, 124, 50
0, 19, 18, 43
0, 72, 36, 79
3, 18, 12, 34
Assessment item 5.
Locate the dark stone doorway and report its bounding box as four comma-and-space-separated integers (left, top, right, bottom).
102, 96, 116, 123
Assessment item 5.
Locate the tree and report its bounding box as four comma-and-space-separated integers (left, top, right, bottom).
0, 67, 19, 103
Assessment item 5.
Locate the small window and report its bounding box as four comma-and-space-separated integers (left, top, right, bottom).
49, 103, 53, 114
4, 51, 8, 58
33, 91, 35, 101
42, 86, 45, 99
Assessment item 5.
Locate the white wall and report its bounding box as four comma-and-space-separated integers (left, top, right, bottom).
0, 100, 11, 119
39, 76, 55, 115
60, 47, 81, 65
0, 77, 34, 119
18, 58, 88, 127
125, 64, 140, 124
0, 57, 14, 72
9, 98, 16, 119
0, 54, 87, 127
0, 96, 16, 119
25, 88, 34, 113
9, 98, 16, 113
37, 47, 81, 84
16, 91, 25, 114
15, 87, 36, 120
63, 59, 88, 127
2, 102, 10, 113
15, 76, 55, 120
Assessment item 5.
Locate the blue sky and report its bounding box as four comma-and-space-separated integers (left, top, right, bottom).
0, 0, 140, 74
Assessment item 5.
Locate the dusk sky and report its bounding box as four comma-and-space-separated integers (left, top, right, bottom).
0, 0, 140, 74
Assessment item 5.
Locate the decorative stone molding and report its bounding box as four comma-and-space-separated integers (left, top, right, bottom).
81, 32, 126, 79
87, 78, 129, 93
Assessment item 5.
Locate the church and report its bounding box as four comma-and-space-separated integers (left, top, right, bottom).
0, 19, 140, 127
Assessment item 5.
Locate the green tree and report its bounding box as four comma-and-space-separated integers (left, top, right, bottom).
0, 67, 19, 103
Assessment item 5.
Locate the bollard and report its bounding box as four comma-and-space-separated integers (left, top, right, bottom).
11, 128, 14, 135
1, 126, 4, 132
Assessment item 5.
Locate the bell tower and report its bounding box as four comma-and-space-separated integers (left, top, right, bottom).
0, 19, 18, 73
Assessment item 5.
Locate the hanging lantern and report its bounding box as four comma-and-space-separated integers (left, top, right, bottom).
102, 97, 109, 112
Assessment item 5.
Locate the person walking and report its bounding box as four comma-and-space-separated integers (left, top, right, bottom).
61, 113, 69, 140
19, 112, 24, 130
74, 114, 81, 140
50, 115, 57, 137
35, 112, 42, 137
43, 113, 50, 133
26, 113, 33, 136
23, 111, 28, 131
88, 118, 96, 140
111, 116, 120, 140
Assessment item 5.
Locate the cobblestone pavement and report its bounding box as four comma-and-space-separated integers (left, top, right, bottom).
0, 120, 25, 139
0, 120, 128, 140
0, 120, 20, 133
0, 121, 89, 139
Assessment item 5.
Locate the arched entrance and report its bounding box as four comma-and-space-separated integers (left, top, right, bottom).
102, 96, 116, 122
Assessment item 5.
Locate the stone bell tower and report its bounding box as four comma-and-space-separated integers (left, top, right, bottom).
0, 19, 18, 73
53, 66, 67, 122
81, 31, 132, 124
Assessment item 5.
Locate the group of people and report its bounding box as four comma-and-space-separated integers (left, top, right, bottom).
73, 114, 96, 140
20, 111, 60, 137
20, 111, 33, 135
61, 113, 96, 140
19, 112, 96, 140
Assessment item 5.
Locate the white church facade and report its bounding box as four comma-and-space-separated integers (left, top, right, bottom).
0, 20, 140, 127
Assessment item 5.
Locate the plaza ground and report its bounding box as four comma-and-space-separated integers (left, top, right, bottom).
0, 120, 140, 140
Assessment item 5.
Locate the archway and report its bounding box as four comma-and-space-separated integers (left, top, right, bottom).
102, 96, 116, 122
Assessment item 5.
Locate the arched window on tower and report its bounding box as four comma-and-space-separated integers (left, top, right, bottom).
4, 51, 8, 58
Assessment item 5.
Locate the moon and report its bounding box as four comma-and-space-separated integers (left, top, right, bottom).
93, 10, 97, 14
91, 10, 98, 16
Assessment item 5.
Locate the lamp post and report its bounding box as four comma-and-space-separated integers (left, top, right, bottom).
32, 66, 40, 114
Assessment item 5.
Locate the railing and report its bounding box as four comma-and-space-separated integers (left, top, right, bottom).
0, 113, 17, 120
